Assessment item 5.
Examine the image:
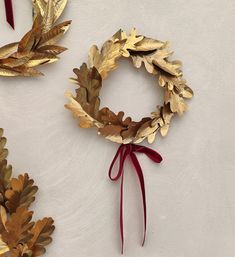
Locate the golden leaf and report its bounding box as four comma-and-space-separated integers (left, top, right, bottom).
37, 45, 67, 54
0, 43, 19, 59
42, 0, 55, 33
65, 92, 100, 128
2, 207, 34, 249
98, 109, 131, 143
0, 131, 12, 203
136, 119, 158, 142
153, 59, 182, 77
24, 53, 59, 67
0, 67, 22, 77
0, 235, 9, 255
28, 218, 55, 257
39, 20, 71, 47
0, 53, 34, 68
0, 134, 8, 162
33, 0, 46, 17
134, 37, 165, 52
165, 90, 187, 115
88, 40, 123, 79
53, 0, 68, 22
0, 206, 7, 234
131, 54, 157, 74
5, 174, 38, 214
18, 27, 41, 53
121, 28, 144, 57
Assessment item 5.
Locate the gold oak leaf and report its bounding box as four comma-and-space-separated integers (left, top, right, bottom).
121, 28, 144, 57
0, 129, 12, 205
1, 207, 34, 249
151, 104, 174, 137
5, 174, 38, 214
65, 92, 100, 129
96, 109, 153, 144
65, 64, 103, 128
28, 218, 55, 257
131, 42, 182, 77
133, 37, 165, 52
88, 40, 123, 79
0, 129, 55, 257
98, 109, 146, 144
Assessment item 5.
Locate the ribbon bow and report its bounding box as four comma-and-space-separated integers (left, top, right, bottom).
4, 0, 15, 29
109, 144, 163, 253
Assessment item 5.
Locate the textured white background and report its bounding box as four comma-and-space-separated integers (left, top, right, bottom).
0, 1, 235, 257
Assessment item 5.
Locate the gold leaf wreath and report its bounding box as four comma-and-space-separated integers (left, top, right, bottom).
65, 28, 194, 144
0, 129, 54, 257
0, 0, 71, 77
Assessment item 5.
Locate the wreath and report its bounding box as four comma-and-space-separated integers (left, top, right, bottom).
65, 28, 194, 252
0, 128, 54, 257
65, 28, 193, 144
0, 0, 71, 77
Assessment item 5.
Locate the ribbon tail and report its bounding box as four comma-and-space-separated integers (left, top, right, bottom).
4, 0, 15, 29
130, 152, 147, 246
120, 172, 124, 254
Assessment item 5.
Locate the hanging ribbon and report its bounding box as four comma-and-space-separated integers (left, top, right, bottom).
4, 0, 15, 29
109, 144, 163, 254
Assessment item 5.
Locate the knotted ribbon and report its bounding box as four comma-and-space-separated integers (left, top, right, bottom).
109, 144, 163, 253
4, 0, 15, 29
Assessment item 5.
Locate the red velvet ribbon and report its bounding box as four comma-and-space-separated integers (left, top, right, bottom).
109, 144, 163, 253
4, 0, 15, 29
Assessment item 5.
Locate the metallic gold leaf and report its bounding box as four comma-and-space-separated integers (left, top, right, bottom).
42, 0, 55, 33
37, 45, 67, 54
0, 235, 9, 255
24, 53, 59, 67
2, 207, 34, 249
53, 0, 68, 22
153, 59, 182, 77
134, 37, 165, 52
121, 28, 144, 57
33, 0, 46, 17
0, 43, 19, 59
5, 174, 38, 214
65, 92, 101, 128
39, 20, 71, 46
27, 218, 54, 257
88, 40, 123, 79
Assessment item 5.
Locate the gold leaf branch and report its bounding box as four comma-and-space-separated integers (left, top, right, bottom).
0, 0, 71, 77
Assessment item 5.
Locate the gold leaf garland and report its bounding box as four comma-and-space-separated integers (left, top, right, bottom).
65, 28, 194, 144
0, 129, 54, 257
0, 0, 71, 77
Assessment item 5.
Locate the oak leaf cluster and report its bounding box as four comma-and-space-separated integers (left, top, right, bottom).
0, 129, 54, 257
